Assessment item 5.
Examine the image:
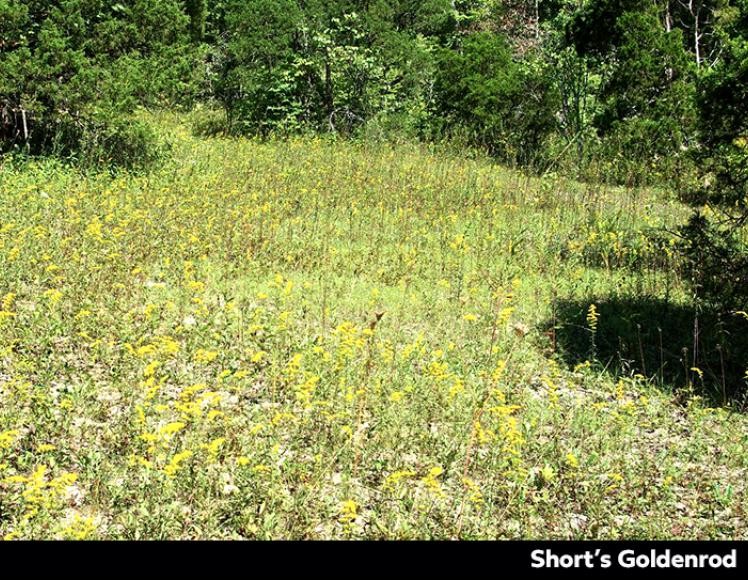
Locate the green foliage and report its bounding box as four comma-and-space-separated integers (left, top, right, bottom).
0, 0, 200, 167
599, 13, 695, 145
679, 11, 748, 309
691, 30, 748, 211
567, 0, 653, 55
186, 0, 207, 42
679, 213, 748, 308
217, 0, 448, 137
3, 0, 738, 182
432, 32, 558, 165
569, 3, 698, 184
217, 0, 304, 134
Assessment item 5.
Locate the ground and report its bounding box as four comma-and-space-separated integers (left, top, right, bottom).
0, 115, 746, 539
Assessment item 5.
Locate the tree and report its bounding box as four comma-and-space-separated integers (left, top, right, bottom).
432, 32, 558, 165
0, 1, 196, 166
217, 0, 451, 136
568, 0, 698, 183
679, 1, 748, 308
186, 0, 207, 43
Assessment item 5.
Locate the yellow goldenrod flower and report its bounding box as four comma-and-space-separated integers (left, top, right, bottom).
565, 452, 579, 469
389, 391, 404, 403
164, 450, 193, 477
43, 288, 64, 306
60, 514, 96, 540
194, 349, 219, 364
586, 304, 599, 332
421, 466, 445, 497
0, 429, 20, 450
338, 499, 358, 526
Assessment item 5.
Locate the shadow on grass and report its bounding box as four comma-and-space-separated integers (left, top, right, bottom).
548, 295, 748, 407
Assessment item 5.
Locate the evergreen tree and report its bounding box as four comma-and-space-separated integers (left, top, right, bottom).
0, 1, 199, 165
679, 0, 748, 308
433, 32, 558, 165
186, 0, 207, 42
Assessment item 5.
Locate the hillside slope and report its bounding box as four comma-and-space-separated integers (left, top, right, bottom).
0, 117, 746, 539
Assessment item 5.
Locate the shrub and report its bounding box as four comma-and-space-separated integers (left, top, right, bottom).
678, 24, 748, 310
567, 1, 698, 186
217, 0, 447, 137
0, 0, 198, 167
432, 32, 558, 166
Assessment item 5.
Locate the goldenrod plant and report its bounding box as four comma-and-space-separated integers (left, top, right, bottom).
1, 115, 745, 539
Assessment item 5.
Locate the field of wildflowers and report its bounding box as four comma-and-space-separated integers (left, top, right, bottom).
0, 115, 746, 539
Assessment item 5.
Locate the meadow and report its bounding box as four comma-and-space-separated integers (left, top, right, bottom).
0, 115, 746, 539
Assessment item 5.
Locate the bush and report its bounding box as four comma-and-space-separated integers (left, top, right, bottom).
679, 213, 748, 309
217, 0, 447, 138
566, 1, 698, 186
79, 114, 165, 170
0, 0, 198, 167
432, 33, 558, 166
678, 28, 748, 311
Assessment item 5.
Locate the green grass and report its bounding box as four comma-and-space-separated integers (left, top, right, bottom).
0, 114, 746, 539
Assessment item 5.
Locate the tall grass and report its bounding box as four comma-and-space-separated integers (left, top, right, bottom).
0, 114, 745, 539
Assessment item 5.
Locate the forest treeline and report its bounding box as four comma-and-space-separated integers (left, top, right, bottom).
0, 0, 746, 309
